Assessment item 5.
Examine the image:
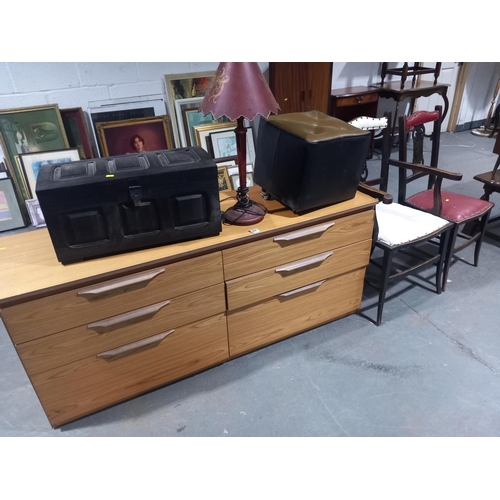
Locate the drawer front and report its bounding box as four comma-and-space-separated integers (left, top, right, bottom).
335, 93, 378, 107
228, 269, 365, 357
223, 210, 373, 280
2, 251, 223, 344
31, 313, 229, 428
226, 239, 371, 311
17, 283, 226, 376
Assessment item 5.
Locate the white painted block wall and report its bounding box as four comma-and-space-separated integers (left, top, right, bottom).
0, 62, 497, 130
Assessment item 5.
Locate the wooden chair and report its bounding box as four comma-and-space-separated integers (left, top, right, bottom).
396, 106, 494, 289
473, 132, 500, 204
379, 62, 442, 89
353, 112, 454, 326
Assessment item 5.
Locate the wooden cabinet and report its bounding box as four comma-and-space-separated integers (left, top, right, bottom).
0, 187, 376, 427
330, 86, 380, 123
269, 62, 333, 114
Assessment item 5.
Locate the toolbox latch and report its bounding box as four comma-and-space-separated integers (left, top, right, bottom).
129, 185, 142, 207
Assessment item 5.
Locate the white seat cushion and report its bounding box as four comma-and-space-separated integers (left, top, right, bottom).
349, 116, 388, 130
375, 202, 449, 246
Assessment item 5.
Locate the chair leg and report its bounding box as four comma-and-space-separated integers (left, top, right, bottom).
436, 228, 451, 294
474, 211, 491, 267
442, 225, 459, 292
376, 248, 394, 326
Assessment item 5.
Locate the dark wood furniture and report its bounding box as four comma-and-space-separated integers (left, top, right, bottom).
380, 62, 442, 89
0, 187, 376, 427
329, 86, 380, 160
371, 63, 450, 142
473, 133, 500, 235
394, 106, 493, 289
268, 62, 333, 114
474, 132, 500, 203
351, 111, 454, 326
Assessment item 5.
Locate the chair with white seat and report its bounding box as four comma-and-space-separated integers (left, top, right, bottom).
353, 111, 455, 326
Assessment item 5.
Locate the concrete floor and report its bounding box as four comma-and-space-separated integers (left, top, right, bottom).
1, 129, 499, 437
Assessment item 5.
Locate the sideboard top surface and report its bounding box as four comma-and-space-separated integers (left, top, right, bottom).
0, 186, 376, 306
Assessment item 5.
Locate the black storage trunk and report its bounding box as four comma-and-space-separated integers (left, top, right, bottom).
254, 110, 371, 213
36, 147, 222, 264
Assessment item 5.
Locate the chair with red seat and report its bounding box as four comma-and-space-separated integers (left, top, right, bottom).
395, 105, 494, 289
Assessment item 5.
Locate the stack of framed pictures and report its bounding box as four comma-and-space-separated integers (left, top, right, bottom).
88, 95, 168, 156
193, 122, 256, 164
0, 104, 70, 202
215, 159, 254, 192
164, 71, 217, 148
19, 148, 81, 228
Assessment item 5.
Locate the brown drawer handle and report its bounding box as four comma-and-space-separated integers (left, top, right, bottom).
273, 222, 335, 243
78, 268, 165, 300
275, 251, 333, 273
87, 300, 171, 334
279, 280, 326, 298
97, 329, 174, 361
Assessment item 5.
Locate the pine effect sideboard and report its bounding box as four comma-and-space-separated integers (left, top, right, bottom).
0, 187, 376, 427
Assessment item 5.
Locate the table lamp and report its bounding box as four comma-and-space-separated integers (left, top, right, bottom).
199, 62, 280, 225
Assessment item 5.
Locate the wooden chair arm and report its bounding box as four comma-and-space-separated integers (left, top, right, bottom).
358, 182, 393, 204
388, 159, 463, 181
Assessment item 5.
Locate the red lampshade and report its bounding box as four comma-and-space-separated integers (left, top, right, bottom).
199, 62, 279, 121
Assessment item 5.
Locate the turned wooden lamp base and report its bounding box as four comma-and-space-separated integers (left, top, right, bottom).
223, 188, 266, 225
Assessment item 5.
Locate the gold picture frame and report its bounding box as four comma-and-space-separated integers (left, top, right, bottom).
96, 115, 173, 157
194, 122, 237, 156
217, 165, 231, 191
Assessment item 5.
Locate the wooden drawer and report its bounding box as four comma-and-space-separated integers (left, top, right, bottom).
223, 210, 373, 280
2, 252, 223, 344
226, 239, 371, 311
17, 283, 225, 376
31, 313, 229, 428
335, 93, 378, 107
228, 268, 365, 357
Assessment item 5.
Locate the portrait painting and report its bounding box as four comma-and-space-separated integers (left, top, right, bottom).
96, 115, 173, 157
88, 95, 167, 155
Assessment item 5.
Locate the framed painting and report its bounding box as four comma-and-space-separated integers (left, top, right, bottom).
164, 71, 215, 148
88, 95, 167, 156
19, 148, 81, 199
60, 107, 94, 159
210, 127, 256, 163
217, 165, 231, 191
0, 131, 18, 189
193, 122, 237, 155
0, 104, 69, 200
175, 96, 231, 148
25, 198, 46, 228
231, 172, 255, 190
0, 177, 26, 232
96, 115, 173, 157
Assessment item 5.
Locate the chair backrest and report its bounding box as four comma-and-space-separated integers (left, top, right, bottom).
382, 105, 462, 216
395, 105, 443, 201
